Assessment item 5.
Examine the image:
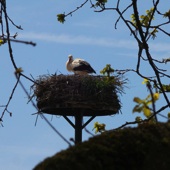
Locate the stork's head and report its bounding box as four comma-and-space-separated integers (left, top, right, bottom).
68, 55, 73, 62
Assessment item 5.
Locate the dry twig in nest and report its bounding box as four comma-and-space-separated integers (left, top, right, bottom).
33, 74, 124, 116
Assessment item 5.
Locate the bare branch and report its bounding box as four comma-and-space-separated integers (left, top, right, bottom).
2, 38, 36, 46
2, 1, 18, 70
113, 103, 169, 131
115, 3, 133, 29
65, 0, 88, 18
144, 0, 159, 39
0, 75, 20, 121
18, 78, 72, 146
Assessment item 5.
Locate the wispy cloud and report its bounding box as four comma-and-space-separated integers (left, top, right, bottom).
19, 32, 170, 54
19, 32, 138, 49
149, 43, 170, 52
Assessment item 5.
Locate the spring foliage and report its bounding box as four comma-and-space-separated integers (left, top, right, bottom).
93, 122, 106, 134
133, 92, 160, 118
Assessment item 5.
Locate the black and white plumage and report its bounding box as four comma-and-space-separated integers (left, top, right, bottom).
66, 55, 96, 75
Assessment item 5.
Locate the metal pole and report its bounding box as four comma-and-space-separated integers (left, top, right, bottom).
75, 113, 83, 144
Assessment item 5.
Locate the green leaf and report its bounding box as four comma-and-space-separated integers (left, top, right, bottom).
93, 122, 106, 134
143, 107, 152, 118
15, 67, 24, 75
133, 97, 143, 104
168, 112, 170, 119
163, 10, 170, 18
0, 39, 4, 46
133, 105, 143, 113
96, 0, 107, 3
150, 28, 158, 39
160, 84, 170, 92
135, 116, 143, 122
100, 64, 114, 77
145, 94, 151, 101
57, 14, 65, 23
145, 100, 152, 106
140, 7, 154, 26
153, 93, 160, 101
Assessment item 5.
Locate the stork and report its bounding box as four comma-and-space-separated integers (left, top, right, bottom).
66, 55, 96, 75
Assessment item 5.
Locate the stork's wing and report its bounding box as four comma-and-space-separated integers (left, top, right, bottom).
73, 60, 96, 74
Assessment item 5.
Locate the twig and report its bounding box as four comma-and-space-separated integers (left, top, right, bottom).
40, 113, 72, 146
113, 103, 169, 130
0, 75, 20, 121
144, 0, 159, 39
146, 83, 158, 122
20, 73, 38, 84
18, 77, 72, 146
115, 3, 133, 29
132, 0, 170, 107
6, 15, 23, 30
2, 1, 18, 70
84, 127, 95, 137
2, 38, 36, 46
64, 0, 88, 18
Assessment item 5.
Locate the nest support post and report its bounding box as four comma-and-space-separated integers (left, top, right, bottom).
35, 75, 122, 143
63, 114, 96, 144
75, 114, 83, 144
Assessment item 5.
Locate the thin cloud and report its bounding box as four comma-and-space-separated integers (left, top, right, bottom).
149, 43, 170, 52
19, 32, 137, 49
19, 32, 170, 53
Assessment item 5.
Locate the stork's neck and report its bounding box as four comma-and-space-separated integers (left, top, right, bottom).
69, 57, 73, 63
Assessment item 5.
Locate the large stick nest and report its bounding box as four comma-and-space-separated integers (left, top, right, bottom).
33, 74, 124, 116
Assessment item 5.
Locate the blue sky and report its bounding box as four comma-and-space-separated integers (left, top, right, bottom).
1, 0, 170, 169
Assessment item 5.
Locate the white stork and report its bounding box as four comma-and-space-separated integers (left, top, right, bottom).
66, 55, 96, 75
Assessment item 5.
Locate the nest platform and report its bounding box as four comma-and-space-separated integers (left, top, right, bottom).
33, 74, 122, 116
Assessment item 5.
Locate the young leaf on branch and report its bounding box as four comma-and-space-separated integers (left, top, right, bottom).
159, 84, 170, 93
95, 0, 107, 7
15, 67, 23, 76
100, 64, 114, 77
0, 39, 4, 46
57, 14, 65, 23
163, 9, 170, 19
131, 7, 155, 28
133, 92, 160, 119
162, 57, 170, 64
150, 28, 158, 39
92, 122, 106, 134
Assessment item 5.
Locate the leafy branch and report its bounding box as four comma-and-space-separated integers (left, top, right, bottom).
56, 0, 170, 130
0, 1, 73, 146
57, 0, 88, 23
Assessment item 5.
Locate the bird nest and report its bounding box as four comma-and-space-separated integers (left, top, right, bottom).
33, 74, 124, 116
